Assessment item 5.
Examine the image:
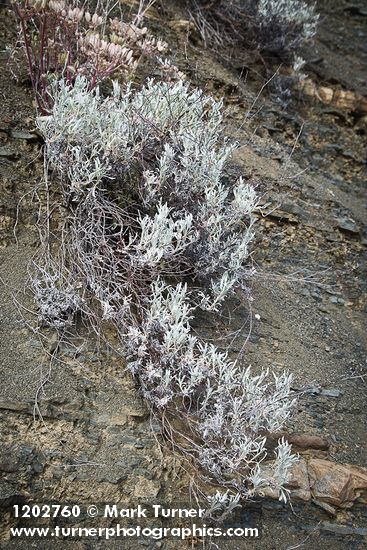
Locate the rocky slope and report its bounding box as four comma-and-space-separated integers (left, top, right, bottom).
0, 0, 366, 548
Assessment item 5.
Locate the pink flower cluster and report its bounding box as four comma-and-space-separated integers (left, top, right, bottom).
110, 18, 167, 56
78, 32, 136, 77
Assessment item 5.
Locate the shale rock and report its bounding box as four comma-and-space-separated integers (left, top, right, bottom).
308, 459, 367, 509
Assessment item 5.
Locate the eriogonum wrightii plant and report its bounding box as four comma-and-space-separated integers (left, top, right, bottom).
32, 76, 298, 501
12, 0, 169, 112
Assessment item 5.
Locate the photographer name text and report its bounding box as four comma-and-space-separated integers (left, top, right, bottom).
104, 505, 206, 519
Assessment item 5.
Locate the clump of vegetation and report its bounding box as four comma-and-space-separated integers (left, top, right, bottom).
34, 76, 297, 500
12, 0, 171, 112
253, 0, 319, 55
190, 0, 319, 58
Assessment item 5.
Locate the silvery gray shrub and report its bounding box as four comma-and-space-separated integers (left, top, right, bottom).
192, 0, 319, 56
34, 76, 298, 501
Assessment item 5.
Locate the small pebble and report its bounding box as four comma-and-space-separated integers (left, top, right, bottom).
320, 389, 342, 398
